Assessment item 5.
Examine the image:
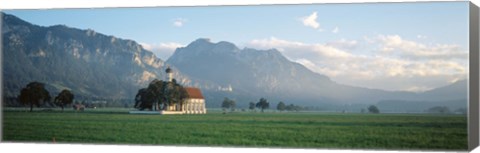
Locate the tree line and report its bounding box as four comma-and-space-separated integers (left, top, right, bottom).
15, 81, 385, 114
12, 81, 137, 111
222, 97, 270, 113
221, 97, 308, 113
17, 81, 74, 112
221, 97, 385, 114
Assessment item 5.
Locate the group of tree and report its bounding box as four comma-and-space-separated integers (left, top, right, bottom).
134, 79, 188, 111
277, 101, 286, 111
454, 108, 467, 114
245, 98, 270, 112
426, 106, 451, 114
245, 98, 307, 113
367, 105, 380, 114
221, 97, 236, 112
17, 81, 74, 112
277, 102, 303, 112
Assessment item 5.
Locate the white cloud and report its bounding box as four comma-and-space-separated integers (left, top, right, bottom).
301, 12, 320, 29
326, 39, 358, 50
173, 18, 187, 27
376, 35, 467, 60
417, 35, 427, 39
294, 58, 316, 70
246, 36, 468, 92
249, 37, 353, 59
332, 26, 339, 33
140, 42, 184, 60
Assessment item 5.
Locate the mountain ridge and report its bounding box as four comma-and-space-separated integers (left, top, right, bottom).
167, 38, 467, 108
2, 12, 171, 99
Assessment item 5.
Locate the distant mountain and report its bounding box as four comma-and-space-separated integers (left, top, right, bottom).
167, 38, 468, 109
375, 80, 468, 113
377, 99, 466, 113
421, 79, 467, 101
1, 13, 179, 99
167, 38, 333, 105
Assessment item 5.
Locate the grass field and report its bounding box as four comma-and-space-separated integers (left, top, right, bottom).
2, 108, 467, 151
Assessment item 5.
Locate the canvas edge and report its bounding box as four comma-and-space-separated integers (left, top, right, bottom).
469, 1, 480, 151
0, 11, 4, 143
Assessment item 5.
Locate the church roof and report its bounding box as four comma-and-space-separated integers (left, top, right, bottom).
185, 87, 204, 99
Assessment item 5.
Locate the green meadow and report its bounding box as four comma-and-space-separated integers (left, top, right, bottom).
2, 109, 467, 151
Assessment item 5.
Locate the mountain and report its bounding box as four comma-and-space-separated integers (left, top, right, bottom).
1, 13, 180, 99
167, 38, 468, 109
2, 12, 467, 112
421, 79, 467, 101
377, 99, 466, 113
376, 80, 468, 113
167, 39, 338, 105
168, 38, 336, 106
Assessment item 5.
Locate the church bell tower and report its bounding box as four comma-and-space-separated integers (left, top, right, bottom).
166, 66, 173, 82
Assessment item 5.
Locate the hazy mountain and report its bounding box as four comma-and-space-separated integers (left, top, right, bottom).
375, 80, 468, 113
167, 38, 468, 109
377, 99, 466, 113
1, 12, 178, 99
421, 79, 467, 101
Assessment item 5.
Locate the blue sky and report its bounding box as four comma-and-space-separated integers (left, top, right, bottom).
5, 2, 468, 46
3, 1, 470, 91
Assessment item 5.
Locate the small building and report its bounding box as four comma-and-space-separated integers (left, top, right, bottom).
73, 104, 85, 111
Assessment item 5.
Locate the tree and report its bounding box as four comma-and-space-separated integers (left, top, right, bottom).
221, 97, 231, 112
134, 79, 166, 111
148, 79, 166, 111
54, 89, 74, 111
17, 82, 51, 112
134, 88, 152, 110
248, 101, 255, 111
277, 101, 286, 112
165, 79, 188, 111
221, 97, 236, 112
285, 104, 302, 112
368, 105, 380, 114
256, 98, 269, 113
134, 79, 188, 111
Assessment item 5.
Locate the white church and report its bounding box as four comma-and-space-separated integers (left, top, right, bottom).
130, 67, 207, 115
